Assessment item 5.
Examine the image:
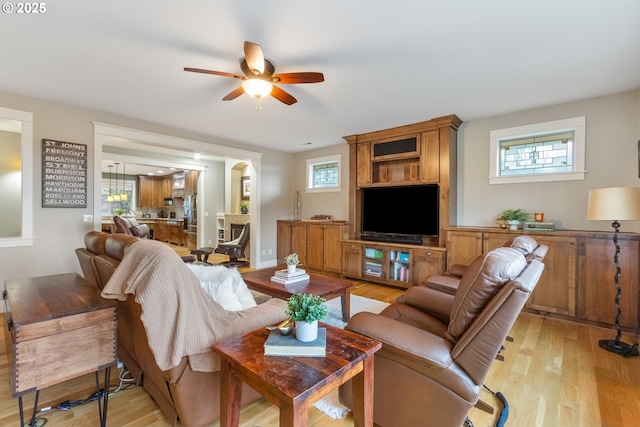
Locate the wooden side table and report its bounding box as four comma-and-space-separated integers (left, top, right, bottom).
213, 323, 381, 427
3, 273, 117, 427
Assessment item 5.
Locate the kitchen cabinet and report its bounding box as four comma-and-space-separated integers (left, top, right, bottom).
138, 176, 173, 207
445, 227, 640, 332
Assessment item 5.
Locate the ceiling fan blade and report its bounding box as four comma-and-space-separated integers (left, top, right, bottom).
184, 67, 245, 80
272, 72, 325, 84
222, 86, 245, 101
270, 86, 297, 105
244, 41, 265, 75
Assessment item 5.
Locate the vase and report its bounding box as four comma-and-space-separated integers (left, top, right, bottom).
507, 220, 520, 230
295, 320, 318, 342
287, 264, 297, 274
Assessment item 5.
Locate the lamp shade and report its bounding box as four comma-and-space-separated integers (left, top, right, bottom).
586, 187, 640, 221
242, 79, 273, 98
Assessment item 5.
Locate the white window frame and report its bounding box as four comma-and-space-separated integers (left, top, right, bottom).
306, 154, 341, 193
489, 116, 586, 184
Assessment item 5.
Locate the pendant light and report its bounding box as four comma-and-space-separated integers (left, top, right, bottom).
120, 162, 128, 201
113, 162, 121, 202
106, 164, 114, 202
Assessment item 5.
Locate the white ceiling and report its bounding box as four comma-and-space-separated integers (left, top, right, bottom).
2, 1, 639, 154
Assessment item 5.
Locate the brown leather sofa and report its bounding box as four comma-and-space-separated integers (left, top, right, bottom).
339, 243, 545, 427
76, 231, 288, 427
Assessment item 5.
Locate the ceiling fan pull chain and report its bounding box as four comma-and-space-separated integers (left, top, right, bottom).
256, 98, 262, 111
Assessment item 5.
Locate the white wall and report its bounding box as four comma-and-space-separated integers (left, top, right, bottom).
0, 90, 294, 287
293, 144, 350, 221
457, 89, 640, 232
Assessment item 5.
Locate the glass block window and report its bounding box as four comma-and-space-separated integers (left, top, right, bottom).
489, 116, 586, 184
306, 154, 341, 192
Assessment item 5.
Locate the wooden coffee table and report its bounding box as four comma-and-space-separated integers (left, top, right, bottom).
213, 323, 381, 427
242, 267, 353, 321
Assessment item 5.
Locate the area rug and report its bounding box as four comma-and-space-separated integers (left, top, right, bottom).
312, 295, 390, 419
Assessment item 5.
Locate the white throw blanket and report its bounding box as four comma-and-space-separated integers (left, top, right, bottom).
101, 239, 287, 372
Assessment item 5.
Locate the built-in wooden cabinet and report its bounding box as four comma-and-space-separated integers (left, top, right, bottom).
578, 235, 639, 330
344, 114, 462, 247
341, 240, 445, 288
138, 176, 173, 207
184, 170, 199, 195
445, 227, 640, 332
277, 220, 348, 274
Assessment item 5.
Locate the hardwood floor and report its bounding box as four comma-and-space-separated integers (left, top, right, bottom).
2, 243, 639, 426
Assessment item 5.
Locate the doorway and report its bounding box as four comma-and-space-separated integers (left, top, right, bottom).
93, 122, 262, 266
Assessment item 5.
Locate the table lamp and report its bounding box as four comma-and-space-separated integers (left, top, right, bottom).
586, 186, 640, 357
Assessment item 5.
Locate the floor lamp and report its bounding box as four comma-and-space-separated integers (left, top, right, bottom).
586, 186, 640, 357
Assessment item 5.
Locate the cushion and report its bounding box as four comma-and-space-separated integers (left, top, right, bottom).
503, 235, 538, 256
446, 247, 526, 343
185, 264, 257, 311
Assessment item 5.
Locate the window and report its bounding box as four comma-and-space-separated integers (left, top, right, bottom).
306, 155, 341, 192
489, 116, 586, 184
101, 176, 136, 215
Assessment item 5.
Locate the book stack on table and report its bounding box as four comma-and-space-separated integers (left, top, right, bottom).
270, 268, 310, 285
264, 328, 327, 357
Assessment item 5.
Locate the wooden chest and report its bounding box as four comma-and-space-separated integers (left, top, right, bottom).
3, 273, 117, 397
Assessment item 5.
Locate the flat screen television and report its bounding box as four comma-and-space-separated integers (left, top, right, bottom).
361, 184, 439, 244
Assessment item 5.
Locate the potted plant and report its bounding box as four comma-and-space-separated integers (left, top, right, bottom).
240, 203, 249, 214
284, 253, 299, 274
497, 209, 529, 230
286, 293, 328, 342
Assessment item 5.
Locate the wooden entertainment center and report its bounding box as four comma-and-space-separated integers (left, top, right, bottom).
339, 114, 461, 288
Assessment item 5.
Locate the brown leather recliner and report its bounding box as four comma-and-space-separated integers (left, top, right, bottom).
426, 235, 548, 295
339, 244, 545, 427
76, 231, 288, 427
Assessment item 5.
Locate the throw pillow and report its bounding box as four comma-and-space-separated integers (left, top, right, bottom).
185, 264, 257, 311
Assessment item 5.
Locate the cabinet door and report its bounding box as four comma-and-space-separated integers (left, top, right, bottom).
413, 248, 444, 286
386, 247, 412, 288
482, 232, 513, 252
290, 223, 307, 266
420, 130, 439, 183
446, 231, 483, 271
356, 142, 371, 187
342, 242, 362, 278
277, 221, 292, 261
138, 176, 153, 207
323, 224, 345, 274
525, 235, 577, 317
578, 236, 638, 329
306, 223, 325, 270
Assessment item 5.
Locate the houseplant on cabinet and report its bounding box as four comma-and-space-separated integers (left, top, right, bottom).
497, 209, 529, 230
286, 293, 328, 342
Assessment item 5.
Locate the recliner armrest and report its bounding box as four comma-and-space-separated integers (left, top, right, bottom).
347, 312, 454, 368
401, 286, 454, 323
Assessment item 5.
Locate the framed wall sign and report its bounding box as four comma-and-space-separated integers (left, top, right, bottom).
241, 176, 250, 200
42, 139, 87, 208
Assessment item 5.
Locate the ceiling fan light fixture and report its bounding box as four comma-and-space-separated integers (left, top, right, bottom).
242, 79, 273, 99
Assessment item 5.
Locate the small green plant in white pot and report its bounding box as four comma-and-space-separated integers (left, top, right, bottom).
286, 293, 328, 342
284, 253, 299, 274
497, 209, 529, 230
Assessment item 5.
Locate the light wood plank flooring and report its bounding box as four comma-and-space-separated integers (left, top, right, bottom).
2, 244, 639, 426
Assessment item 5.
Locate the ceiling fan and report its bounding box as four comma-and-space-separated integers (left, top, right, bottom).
184, 41, 324, 107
